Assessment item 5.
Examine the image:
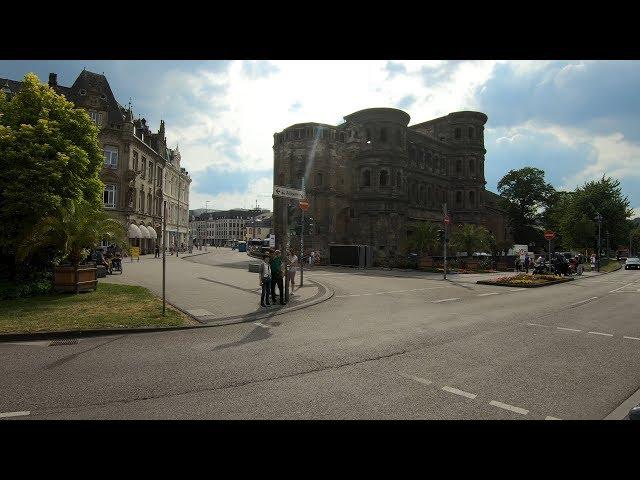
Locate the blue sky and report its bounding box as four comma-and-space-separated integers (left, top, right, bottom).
1, 60, 639, 216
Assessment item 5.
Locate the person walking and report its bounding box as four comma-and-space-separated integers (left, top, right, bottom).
270, 249, 285, 305
259, 253, 272, 307
154, 243, 160, 258
524, 254, 530, 274
287, 248, 298, 293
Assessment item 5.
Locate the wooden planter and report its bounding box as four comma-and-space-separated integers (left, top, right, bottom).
54, 263, 98, 293
465, 259, 480, 271
418, 256, 434, 270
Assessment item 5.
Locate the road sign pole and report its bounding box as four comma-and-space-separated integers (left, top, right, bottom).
300, 179, 305, 288
443, 203, 448, 280
162, 200, 167, 316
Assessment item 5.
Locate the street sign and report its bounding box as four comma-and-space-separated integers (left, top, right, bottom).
544, 231, 556, 241
299, 200, 310, 211
273, 185, 305, 200
444, 214, 450, 224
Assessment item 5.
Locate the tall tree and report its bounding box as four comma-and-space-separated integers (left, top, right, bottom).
497, 167, 555, 244
0, 73, 104, 278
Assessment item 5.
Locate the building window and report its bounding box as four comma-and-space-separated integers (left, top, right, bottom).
456, 191, 462, 205
426, 152, 432, 171
362, 170, 371, 187
379, 170, 388, 187
455, 127, 461, 139
469, 191, 475, 206
380, 128, 388, 143
366, 129, 371, 141
103, 184, 116, 208
148, 161, 154, 181
103, 146, 118, 168
395, 171, 401, 188
340, 132, 345, 142
133, 151, 139, 171
456, 159, 462, 176
90, 111, 103, 126
420, 185, 425, 204
315, 173, 323, 186
469, 159, 475, 174
395, 130, 401, 146
141, 157, 146, 179
409, 147, 416, 164
350, 208, 355, 218
468, 127, 474, 138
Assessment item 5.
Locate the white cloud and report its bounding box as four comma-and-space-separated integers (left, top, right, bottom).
189, 176, 272, 211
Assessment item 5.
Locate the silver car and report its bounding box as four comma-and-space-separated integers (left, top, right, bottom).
625, 257, 640, 270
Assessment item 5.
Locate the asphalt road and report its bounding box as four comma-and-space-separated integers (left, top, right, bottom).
1, 255, 639, 420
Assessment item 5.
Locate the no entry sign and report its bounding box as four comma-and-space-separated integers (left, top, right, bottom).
299, 200, 309, 211
544, 231, 556, 241
444, 214, 450, 224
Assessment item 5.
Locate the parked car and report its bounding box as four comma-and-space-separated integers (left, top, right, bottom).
624, 257, 640, 270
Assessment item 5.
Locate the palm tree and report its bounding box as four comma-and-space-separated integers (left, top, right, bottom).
17, 199, 127, 266
407, 222, 440, 257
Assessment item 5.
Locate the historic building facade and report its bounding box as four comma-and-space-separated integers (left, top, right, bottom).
0, 70, 191, 253
272, 107, 510, 258
190, 209, 269, 246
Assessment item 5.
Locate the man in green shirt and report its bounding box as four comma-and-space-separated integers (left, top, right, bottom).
270, 249, 285, 305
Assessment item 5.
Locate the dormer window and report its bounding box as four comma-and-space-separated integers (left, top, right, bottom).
100, 94, 106, 100
79, 89, 87, 96
89, 111, 103, 126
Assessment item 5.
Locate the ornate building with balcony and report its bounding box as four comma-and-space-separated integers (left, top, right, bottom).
1, 70, 191, 252
272, 107, 510, 259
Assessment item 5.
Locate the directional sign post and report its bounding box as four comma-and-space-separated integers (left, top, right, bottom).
443, 204, 448, 280
273, 185, 305, 200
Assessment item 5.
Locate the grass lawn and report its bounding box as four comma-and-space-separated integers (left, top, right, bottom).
478, 273, 573, 287
600, 260, 623, 273
0, 283, 192, 334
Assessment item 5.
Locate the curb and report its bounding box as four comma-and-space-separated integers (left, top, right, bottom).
0, 279, 335, 343
180, 251, 213, 259
604, 386, 640, 420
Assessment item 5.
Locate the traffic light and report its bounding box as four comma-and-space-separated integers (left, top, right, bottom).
437, 229, 444, 243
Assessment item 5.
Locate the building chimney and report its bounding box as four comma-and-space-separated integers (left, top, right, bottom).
48, 73, 58, 87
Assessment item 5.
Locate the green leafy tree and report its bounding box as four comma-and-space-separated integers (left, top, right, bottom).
497, 167, 555, 244
451, 224, 492, 258
17, 199, 127, 267
0, 73, 104, 277
407, 222, 440, 256
629, 227, 640, 257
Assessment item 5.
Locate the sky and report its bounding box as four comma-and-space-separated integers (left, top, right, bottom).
2, 60, 639, 218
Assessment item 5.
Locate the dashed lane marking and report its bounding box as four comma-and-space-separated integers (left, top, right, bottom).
477, 292, 500, 296
545, 416, 562, 420
557, 327, 582, 332
253, 322, 269, 329
431, 298, 461, 303
587, 331, 613, 337
489, 400, 529, 415
441, 386, 477, 399
609, 281, 639, 293
623, 336, 640, 341
398, 372, 433, 386
508, 289, 527, 292
336, 286, 449, 298
526, 323, 549, 327
567, 297, 598, 307
0, 411, 30, 419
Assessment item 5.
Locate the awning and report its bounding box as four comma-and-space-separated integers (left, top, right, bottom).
128, 224, 142, 238
138, 225, 150, 239
147, 226, 158, 239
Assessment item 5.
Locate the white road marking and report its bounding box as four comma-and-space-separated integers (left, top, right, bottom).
587, 331, 613, 337
441, 386, 477, 399
609, 281, 638, 293
253, 322, 269, 328
477, 292, 500, 296
489, 400, 529, 415
557, 327, 582, 332
0, 411, 30, 418
526, 323, 549, 327
336, 286, 450, 298
431, 298, 461, 303
568, 297, 598, 307
398, 372, 433, 386
623, 336, 640, 341
508, 289, 527, 292
545, 416, 562, 420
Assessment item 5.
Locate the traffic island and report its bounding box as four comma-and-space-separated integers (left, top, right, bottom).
477, 274, 575, 288
0, 283, 193, 337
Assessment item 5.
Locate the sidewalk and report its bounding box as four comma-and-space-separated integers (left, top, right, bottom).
102, 253, 333, 325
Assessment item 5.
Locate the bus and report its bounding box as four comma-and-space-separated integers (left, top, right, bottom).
247, 238, 270, 258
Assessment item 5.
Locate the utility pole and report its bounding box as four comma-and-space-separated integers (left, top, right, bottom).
443, 203, 448, 280
176, 179, 181, 257
300, 178, 305, 288
205, 200, 210, 251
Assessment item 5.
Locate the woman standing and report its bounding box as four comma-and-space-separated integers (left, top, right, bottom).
287, 248, 298, 292
259, 253, 272, 307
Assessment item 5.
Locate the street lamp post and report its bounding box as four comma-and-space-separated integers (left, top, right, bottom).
176, 179, 181, 257
596, 212, 603, 272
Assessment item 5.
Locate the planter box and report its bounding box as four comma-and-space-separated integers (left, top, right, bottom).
54, 264, 98, 293
476, 277, 574, 288
465, 259, 480, 271
418, 256, 434, 270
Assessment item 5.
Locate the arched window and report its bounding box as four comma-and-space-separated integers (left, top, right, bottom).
419, 151, 425, 169
380, 128, 388, 143
456, 191, 462, 205
340, 132, 345, 142
411, 183, 417, 203
366, 129, 371, 141
456, 159, 462, 175
395, 171, 401, 188
379, 170, 389, 187
469, 159, 475, 174
362, 170, 371, 187
428, 186, 433, 203
469, 190, 475, 206
395, 130, 401, 146
409, 147, 416, 164
455, 127, 461, 139
419, 185, 425, 204
316, 173, 323, 186
426, 152, 432, 171
279, 173, 285, 186
468, 127, 474, 139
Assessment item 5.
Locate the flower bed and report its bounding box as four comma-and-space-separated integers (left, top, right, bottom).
477, 273, 574, 288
